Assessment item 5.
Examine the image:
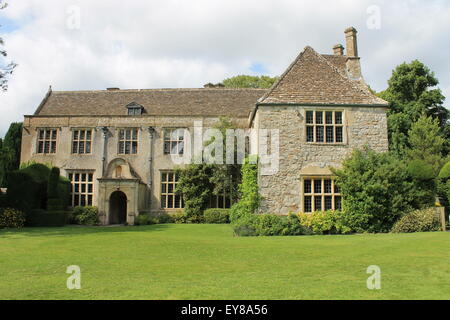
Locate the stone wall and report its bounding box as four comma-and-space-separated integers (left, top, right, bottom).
256, 105, 388, 214
21, 115, 249, 219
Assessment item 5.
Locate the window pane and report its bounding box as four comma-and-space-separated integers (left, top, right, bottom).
336, 127, 343, 143
118, 141, 124, 154
51, 130, 57, 140
326, 111, 333, 124
315, 111, 323, 124
80, 131, 85, 140
304, 179, 312, 194
326, 126, 334, 143
304, 196, 312, 213
306, 111, 314, 124
334, 183, 340, 194
86, 142, 91, 153
164, 142, 171, 154
324, 180, 332, 193
306, 126, 314, 142
316, 126, 324, 142
335, 112, 342, 124
325, 196, 333, 210
314, 196, 322, 211
314, 179, 322, 193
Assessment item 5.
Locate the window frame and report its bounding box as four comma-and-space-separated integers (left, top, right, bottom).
36, 128, 58, 154
301, 176, 342, 213
305, 110, 346, 145
117, 128, 139, 155
163, 128, 186, 155
68, 170, 95, 207
71, 128, 93, 154
160, 171, 183, 209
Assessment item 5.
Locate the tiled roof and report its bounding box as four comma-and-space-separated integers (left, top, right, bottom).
34, 88, 267, 117
258, 46, 388, 106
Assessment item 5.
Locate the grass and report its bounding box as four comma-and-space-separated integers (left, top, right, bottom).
0, 224, 449, 300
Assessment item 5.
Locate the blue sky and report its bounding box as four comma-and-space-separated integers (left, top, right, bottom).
0, 0, 449, 136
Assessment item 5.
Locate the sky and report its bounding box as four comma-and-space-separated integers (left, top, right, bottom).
0, 0, 449, 136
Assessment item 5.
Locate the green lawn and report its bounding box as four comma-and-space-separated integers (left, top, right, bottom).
0, 224, 449, 300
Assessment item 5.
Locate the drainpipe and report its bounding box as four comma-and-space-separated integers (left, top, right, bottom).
148, 127, 155, 210
101, 126, 109, 177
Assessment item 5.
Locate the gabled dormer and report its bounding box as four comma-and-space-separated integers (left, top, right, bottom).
126, 102, 144, 115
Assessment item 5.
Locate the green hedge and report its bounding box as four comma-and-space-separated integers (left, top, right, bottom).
0, 208, 26, 228
26, 209, 68, 227
203, 209, 230, 224
232, 213, 313, 237
391, 208, 441, 233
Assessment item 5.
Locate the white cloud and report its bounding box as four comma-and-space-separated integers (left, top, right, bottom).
0, 0, 449, 135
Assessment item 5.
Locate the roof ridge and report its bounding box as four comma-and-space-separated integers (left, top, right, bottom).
258, 46, 311, 103
52, 88, 267, 94
310, 48, 387, 105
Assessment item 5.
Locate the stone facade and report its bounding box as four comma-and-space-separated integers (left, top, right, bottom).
254, 106, 389, 214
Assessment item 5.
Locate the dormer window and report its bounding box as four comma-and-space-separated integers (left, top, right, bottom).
126, 102, 144, 116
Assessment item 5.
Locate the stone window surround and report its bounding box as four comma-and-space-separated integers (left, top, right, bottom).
71, 127, 94, 155
302, 108, 348, 145
67, 170, 95, 207
117, 127, 140, 155
159, 170, 183, 210
35, 127, 59, 155
300, 175, 342, 213
163, 127, 188, 155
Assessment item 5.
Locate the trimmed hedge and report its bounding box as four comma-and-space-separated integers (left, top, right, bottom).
26, 209, 67, 227
203, 209, 230, 224
0, 208, 26, 228
72, 206, 99, 226
232, 213, 313, 237
391, 208, 441, 233
135, 214, 158, 226
298, 211, 352, 235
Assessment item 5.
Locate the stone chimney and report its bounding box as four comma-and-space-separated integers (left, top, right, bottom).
344, 27, 358, 57
344, 27, 362, 80
333, 44, 344, 56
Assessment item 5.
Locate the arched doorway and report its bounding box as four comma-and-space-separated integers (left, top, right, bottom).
109, 191, 127, 224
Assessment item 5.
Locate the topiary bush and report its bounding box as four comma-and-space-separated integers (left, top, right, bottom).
391, 208, 441, 233
73, 206, 98, 226
298, 211, 352, 235
203, 209, 230, 224
0, 208, 25, 228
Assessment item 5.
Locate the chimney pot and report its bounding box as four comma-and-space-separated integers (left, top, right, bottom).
333, 44, 344, 56
344, 27, 358, 57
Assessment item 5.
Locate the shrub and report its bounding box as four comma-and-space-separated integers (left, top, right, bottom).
232, 214, 258, 237
47, 167, 60, 199
158, 212, 174, 224
203, 209, 230, 224
391, 208, 441, 233
0, 208, 25, 228
232, 213, 313, 237
298, 211, 352, 235
230, 157, 260, 223
47, 199, 63, 211
26, 209, 67, 227
73, 206, 98, 226
171, 211, 187, 224
332, 147, 435, 233
135, 214, 157, 226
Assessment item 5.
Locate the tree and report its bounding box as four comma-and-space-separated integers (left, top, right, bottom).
379, 60, 449, 156
332, 147, 434, 233
222, 75, 278, 89
0, 122, 23, 186
407, 115, 445, 174
0, 1, 16, 91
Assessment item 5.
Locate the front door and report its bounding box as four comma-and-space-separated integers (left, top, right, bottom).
109, 191, 127, 224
